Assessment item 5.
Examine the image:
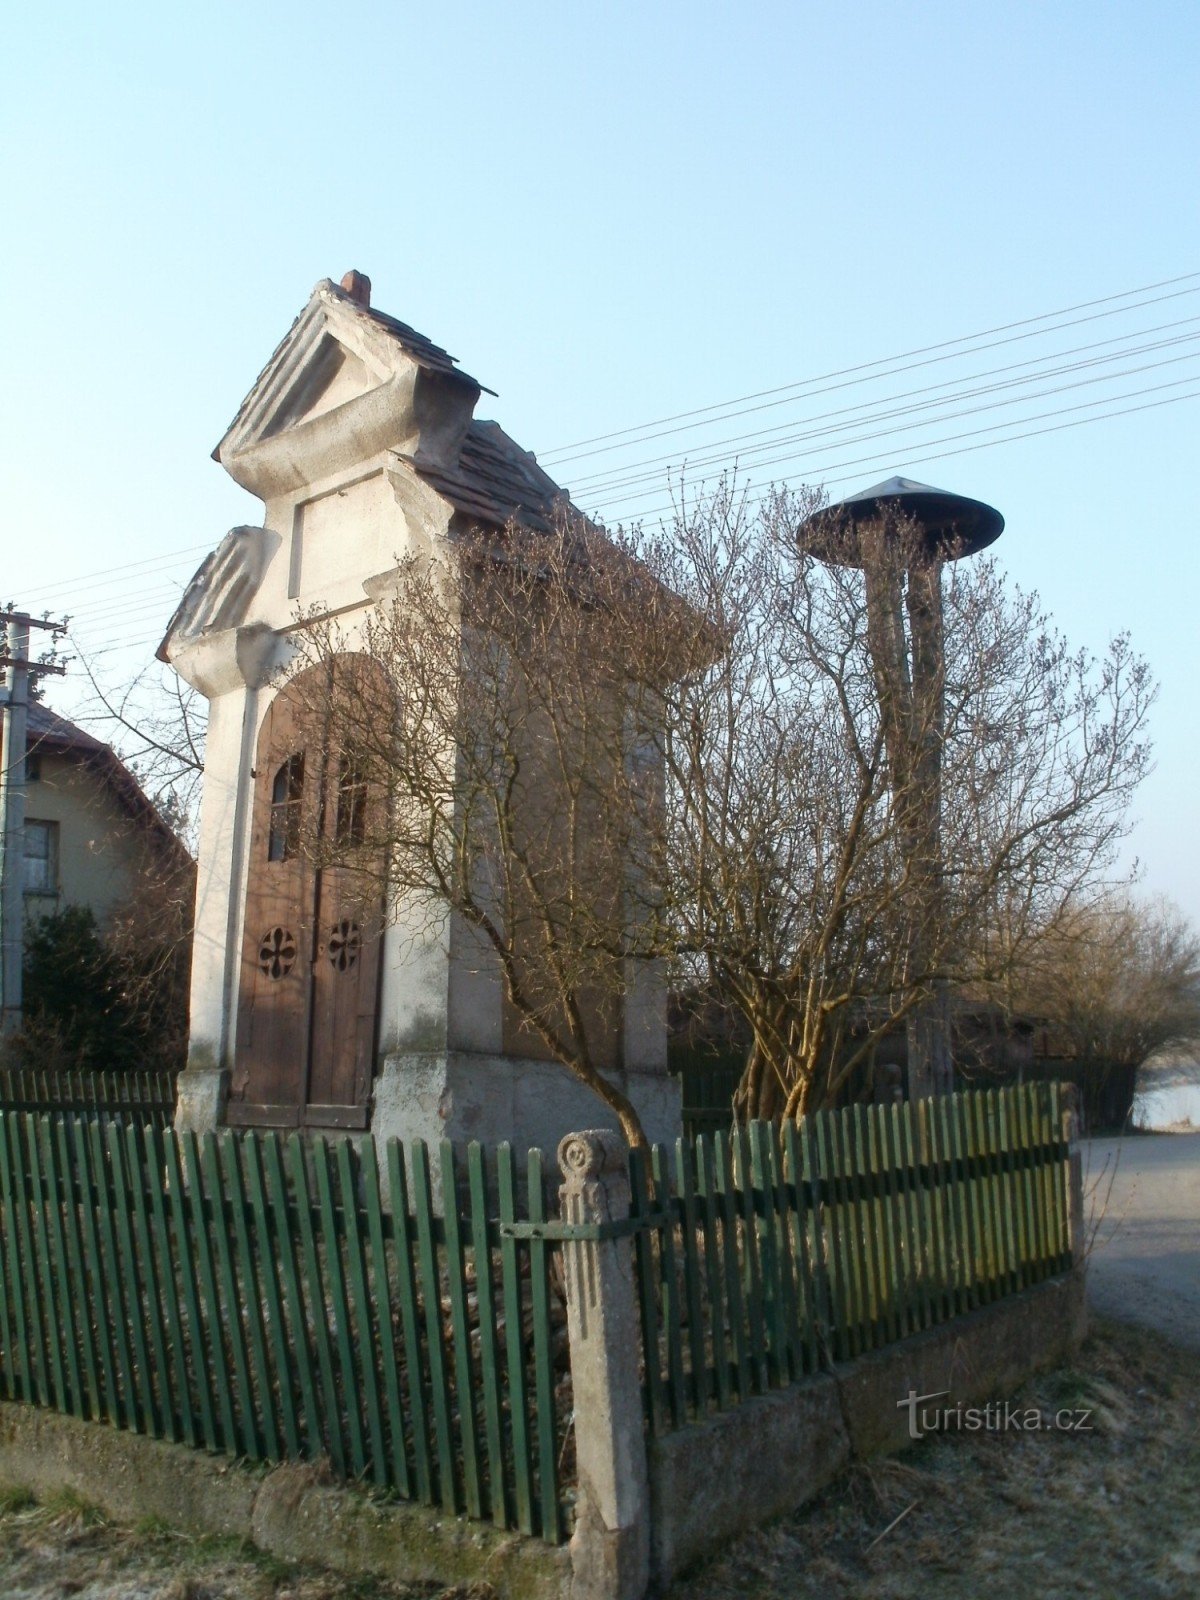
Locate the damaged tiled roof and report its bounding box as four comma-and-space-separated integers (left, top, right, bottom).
402, 420, 575, 534
351, 293, 483, 388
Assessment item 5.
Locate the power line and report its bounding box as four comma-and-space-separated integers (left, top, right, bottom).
21, 270, 1200, 618
20, 543, 211, 605
571, 334, 1200, 501
597, 383, 1200, 526
582, 346, 1200, 511
539, 270, 1200, 464
568, 318, 1200, 496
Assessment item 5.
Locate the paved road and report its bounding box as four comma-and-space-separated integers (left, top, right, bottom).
1081, 1130, 1200, 1349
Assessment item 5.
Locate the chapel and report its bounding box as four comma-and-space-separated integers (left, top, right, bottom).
161, 272, 679, 1150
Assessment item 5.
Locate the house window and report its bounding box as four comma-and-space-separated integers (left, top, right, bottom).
268, 754, 305, 861
24, 819, 59, 894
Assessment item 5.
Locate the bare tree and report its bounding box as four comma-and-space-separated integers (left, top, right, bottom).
281, 480, 1155, 1136
1015, 894, 1200, 1122
285, 517, 686, 1147
69, 652, 206, 852
633, 480, 1156, 1119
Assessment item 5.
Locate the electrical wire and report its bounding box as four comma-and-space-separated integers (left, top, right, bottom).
568, 320, 1200, 496
17, 270, 1200, 622
580, 347, 1200, 511
539, 269, 1200, 464
597, 384, 1200, 526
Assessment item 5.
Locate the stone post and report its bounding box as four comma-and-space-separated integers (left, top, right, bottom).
557, 1130, 650, 1600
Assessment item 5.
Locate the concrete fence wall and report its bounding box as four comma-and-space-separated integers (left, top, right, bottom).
0, 1106, 1088, 1600
557, 1112, 1087, 1598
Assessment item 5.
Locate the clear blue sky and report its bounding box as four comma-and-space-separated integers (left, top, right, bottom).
3, 1, 1197, 917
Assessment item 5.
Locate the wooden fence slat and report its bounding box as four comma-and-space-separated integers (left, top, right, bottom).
141, 1127, 194, 1445
781, 1120, 819, 1373
919, 1099, 952, 1326
161, 1131, 214, 1450
105, 1121, 159, 1433
221, 1132, 281, 1460
798, 1117, 834, 1365
496, 1143, 535, 1535
199, 1132, 259, 1458
694, 1135, 731, 1407
746, 1125, 779, 1386
0, 1117, 19, 1401
629, 1145, 668, 1432
89, 1119, 140, 1428
360, 1137, 408, 1498
440, 1142, 483, 1519
525, 1147, 562, 1546
970, 1092, 998, 1302
888, 1102, 920, 1336
287, 1132, 345, 1475
1011, 1086, 1036, 1286
411, 1139, 458, 1515
7, 1116, 49, 1404
844, 1107, 876, 1350
990, 1091, 1019, 1295
764, 1121, 802, 1380
240, 1134, 299, 1458
26, 1119, 69, 1412
734, 1128, 769, 1390
1031, 1084, 1054, 1278
814, 1111, 849, 1358
650, 1144, 687, 1427
122, 1124, 173, 1438
73, 1118, 122, 1425
255, 1135, 313, 1461
336, 1141, 387, 1489
467, 1142, 509, 1528
386, 1140, 433, 1506
674, 1137, 709, 1415
311, 1137, 366, 1481
865, 1105, 900, 1346
52, 1116, 100, 1420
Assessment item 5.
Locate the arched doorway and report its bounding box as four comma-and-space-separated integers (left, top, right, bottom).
228, 657, 387, 1129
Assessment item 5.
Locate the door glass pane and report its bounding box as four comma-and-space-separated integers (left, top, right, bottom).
268, 753, 305, 861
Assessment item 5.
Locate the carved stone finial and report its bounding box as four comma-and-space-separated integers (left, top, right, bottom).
558, 1128, 627, 1187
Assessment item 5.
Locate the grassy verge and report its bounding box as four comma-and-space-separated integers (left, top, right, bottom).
2, 1318, 1193, 1598
0, 1488, 496, 1600
669, 1317, 1199, 1599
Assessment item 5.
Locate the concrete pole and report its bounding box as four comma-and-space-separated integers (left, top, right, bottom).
0, 614, 30, 1037
904, 556, 952, 1099
557, 1129, 650, 1600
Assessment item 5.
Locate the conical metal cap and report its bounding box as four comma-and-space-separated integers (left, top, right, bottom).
800, 475, 1004, 565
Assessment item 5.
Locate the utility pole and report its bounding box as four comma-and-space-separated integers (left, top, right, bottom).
0, 610, 67, 1037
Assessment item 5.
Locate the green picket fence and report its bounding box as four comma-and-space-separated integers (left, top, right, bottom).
0, 1069, 177, 1129
0, 1116, 568, 1542
631, 1083, 1073, 1436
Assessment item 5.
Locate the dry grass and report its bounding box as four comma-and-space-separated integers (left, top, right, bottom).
1, 1318, 1193, 1598
671, 1317, 1200, 1599
0, 1490, 496, 1600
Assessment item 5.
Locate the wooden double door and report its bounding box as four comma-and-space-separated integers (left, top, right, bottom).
229, 661, 385, 1130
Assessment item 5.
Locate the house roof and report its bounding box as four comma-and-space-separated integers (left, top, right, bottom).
398, 419, 572, 535
215, 276, 494, 462
21, 703, 190, 862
